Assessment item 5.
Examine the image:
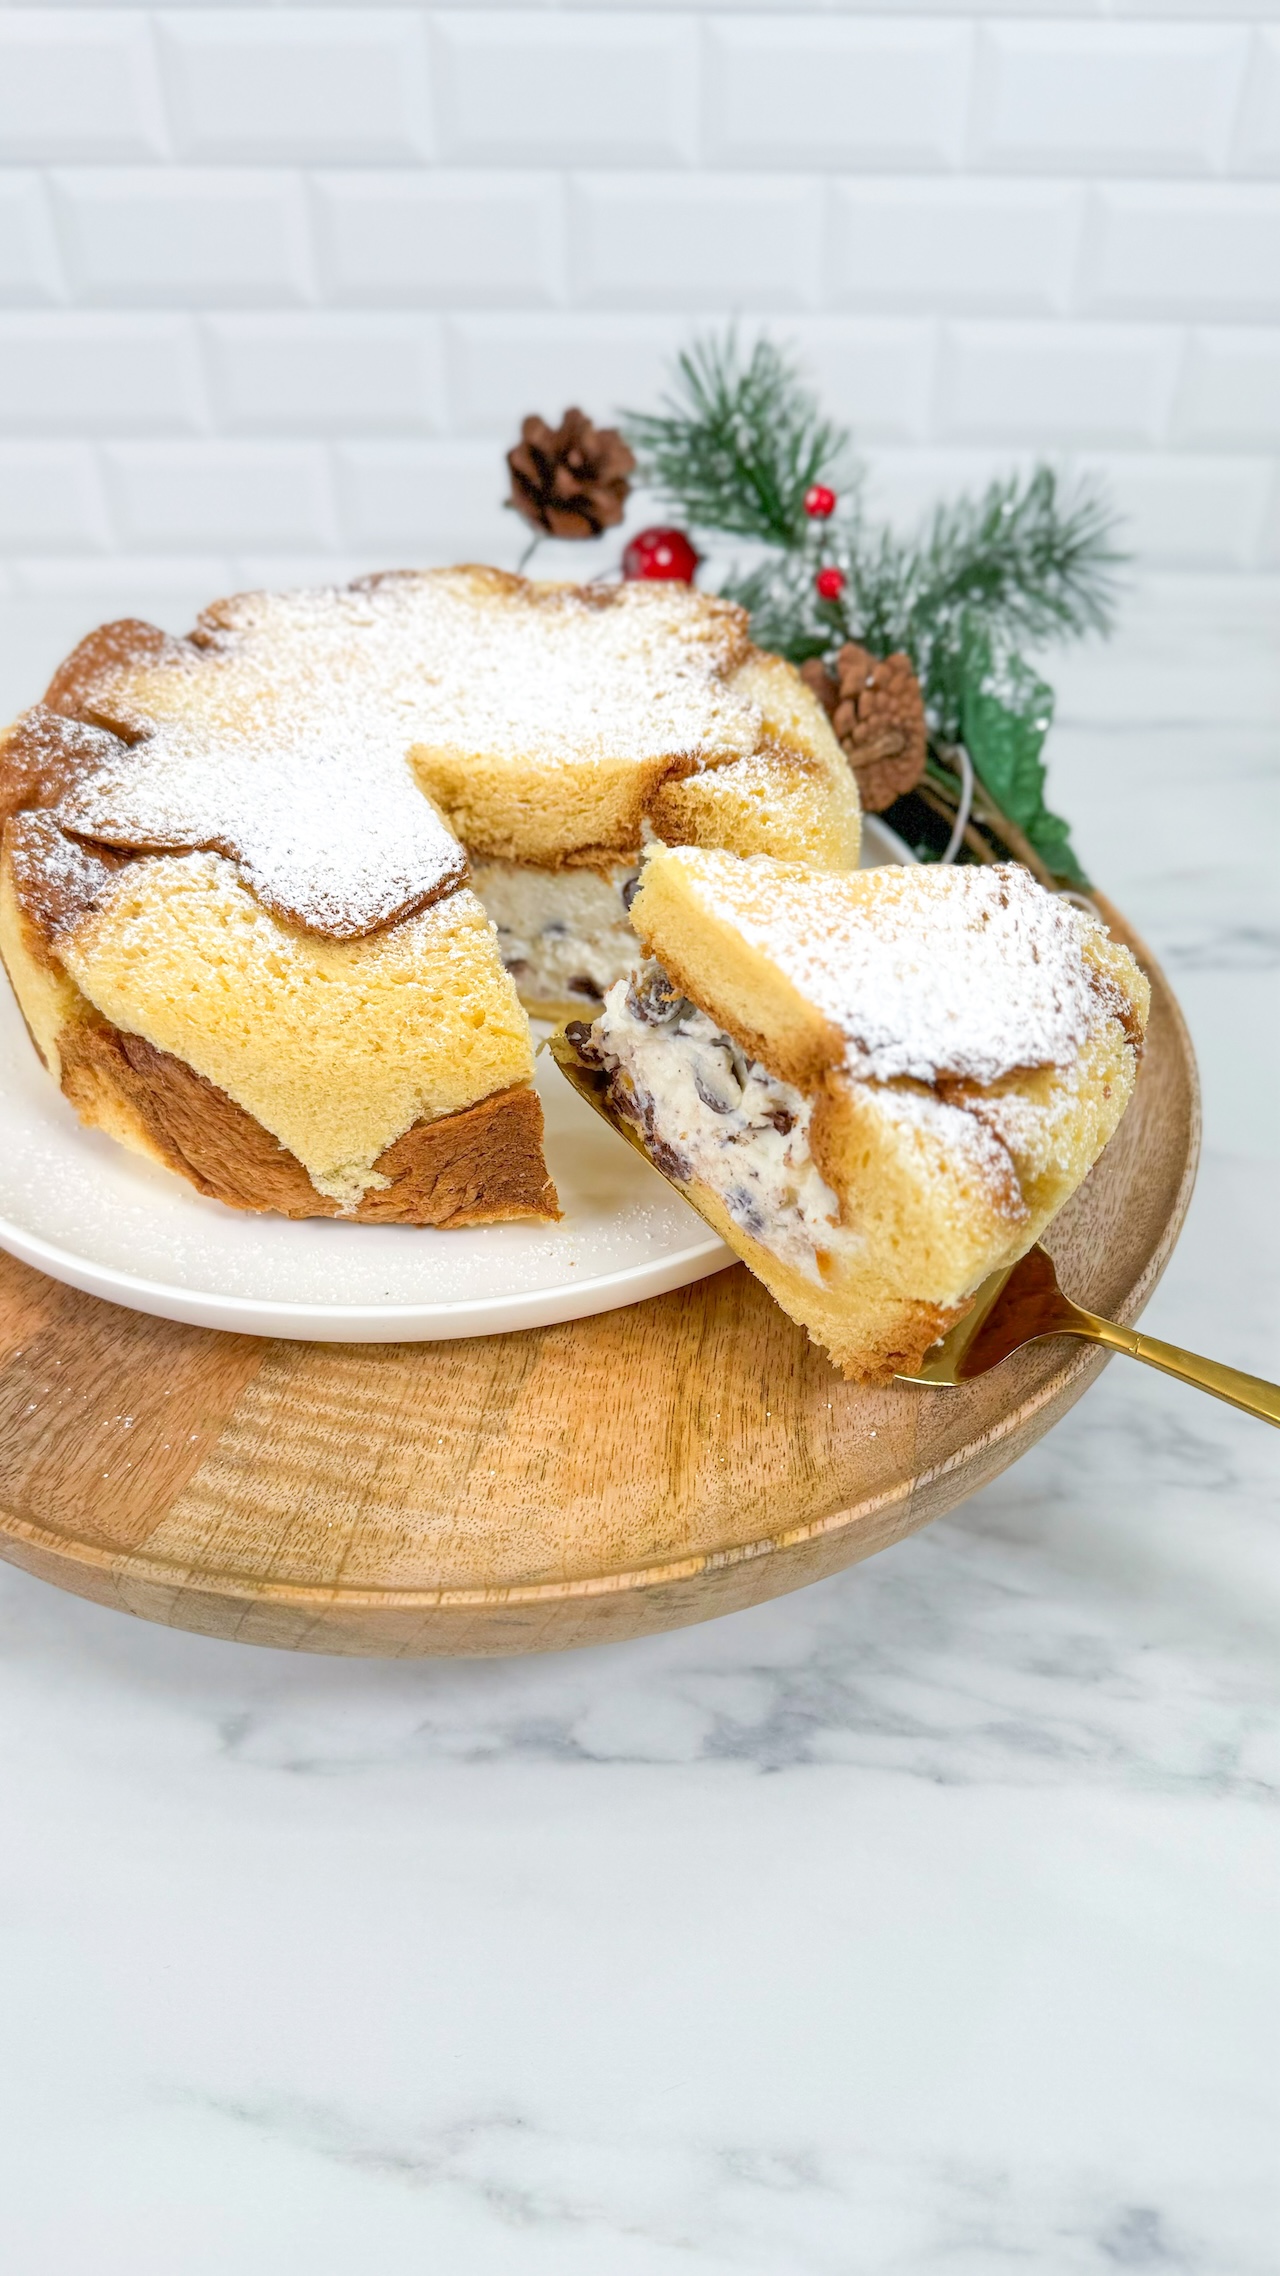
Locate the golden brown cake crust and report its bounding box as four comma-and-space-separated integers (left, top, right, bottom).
0, 705, 133, 835
42, 617, 193, 724
2, 807, 128, 949
58, 1018, 558, 1225
357, 1081, 558, 1226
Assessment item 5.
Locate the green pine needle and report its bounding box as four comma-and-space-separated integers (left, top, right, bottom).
724, 464, 1125, 741
622, 332, 850, 550
848, 467, 1125, 662
620, 329, 1128, 887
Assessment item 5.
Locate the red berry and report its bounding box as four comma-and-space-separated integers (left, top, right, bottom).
622, 526, 700, 583
804, 484, 836, 519
814, 565, 846, 602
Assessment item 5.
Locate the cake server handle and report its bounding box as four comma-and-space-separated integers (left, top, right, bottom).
1050, 1303, 1280, 1427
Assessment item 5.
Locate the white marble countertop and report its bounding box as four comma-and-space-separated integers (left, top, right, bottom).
0, 575, 1276, 2275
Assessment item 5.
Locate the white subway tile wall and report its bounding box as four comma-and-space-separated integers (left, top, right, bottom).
0, 4, 1275, 586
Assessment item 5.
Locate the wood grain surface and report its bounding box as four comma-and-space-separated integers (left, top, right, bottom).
0, 906, 1199, 1657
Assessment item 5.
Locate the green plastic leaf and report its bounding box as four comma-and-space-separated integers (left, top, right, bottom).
958, 639, 1090, 888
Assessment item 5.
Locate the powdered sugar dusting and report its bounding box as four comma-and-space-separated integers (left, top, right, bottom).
862, 1075, 1025, 1215
684, 854, 1101, 1085
4, 810, 123, 936
191, 573, 758, 773
48, 571, 763, 938
56, 723, 466, 940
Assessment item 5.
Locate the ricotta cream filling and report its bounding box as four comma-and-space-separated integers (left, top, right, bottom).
472, 856, 642, 1007
589, 964, 857, 1281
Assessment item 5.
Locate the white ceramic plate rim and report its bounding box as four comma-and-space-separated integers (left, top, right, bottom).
0, 1209, 735, 1341
0, 814, 916, 1340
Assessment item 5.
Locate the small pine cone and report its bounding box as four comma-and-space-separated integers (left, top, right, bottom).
798, 658, 839, 718
506, 407, 635, 540
829, 643, 927, 813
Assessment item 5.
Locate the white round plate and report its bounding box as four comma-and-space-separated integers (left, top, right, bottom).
0, 816, 914, 1340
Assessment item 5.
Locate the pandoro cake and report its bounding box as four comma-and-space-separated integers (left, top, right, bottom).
0, 567, 858, 1221
561, 847, 1150, 1381
0, 695, 554, 1224
17, 567, 860, 1020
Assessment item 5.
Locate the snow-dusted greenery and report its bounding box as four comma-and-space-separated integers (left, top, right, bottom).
624, 332, 1126, 886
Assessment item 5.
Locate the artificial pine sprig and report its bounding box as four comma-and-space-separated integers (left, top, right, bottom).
622, 330, 1126, 888
831, 469, 1123, 723
623, 332, 850, 550
904, 468, 1122, 646
719, 468, 1121, 720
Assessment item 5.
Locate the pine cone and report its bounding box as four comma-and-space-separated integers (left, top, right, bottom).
506, 408, 635, 540
799, 658, 838, 717
820, 643, 928, 813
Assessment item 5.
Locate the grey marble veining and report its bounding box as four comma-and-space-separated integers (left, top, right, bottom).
0, 577, 1276, 2275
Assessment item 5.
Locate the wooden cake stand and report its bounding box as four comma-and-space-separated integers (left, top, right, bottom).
0, 909, 1198, 1657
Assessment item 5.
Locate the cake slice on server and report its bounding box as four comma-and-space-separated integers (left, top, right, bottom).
27, 568, 861, 1021
554, 847, 1149, 1382
0, 705, 557, 1225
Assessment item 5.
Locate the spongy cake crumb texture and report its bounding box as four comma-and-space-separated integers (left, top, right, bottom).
57, 854, 534, 1205
605, 846, 1150, 1380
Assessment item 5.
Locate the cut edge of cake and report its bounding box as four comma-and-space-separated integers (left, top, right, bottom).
0, 568, 867, 1227
562, 844, 1150, 1382
28, 572, 861, 1017
0, 792, 558, 1228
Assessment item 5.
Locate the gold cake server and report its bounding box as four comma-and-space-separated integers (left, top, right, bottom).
549, 1026, 1279, 1427
896, 1241, 1280, 1423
